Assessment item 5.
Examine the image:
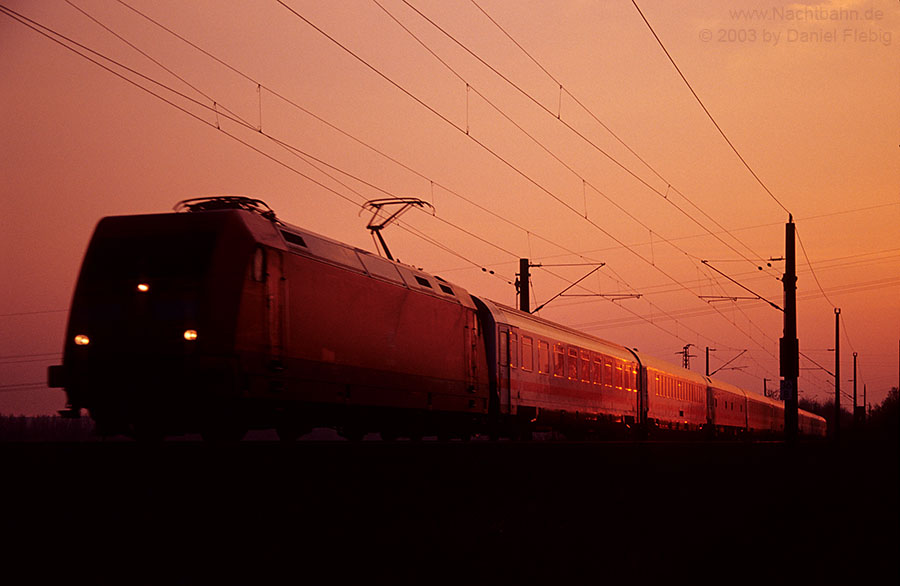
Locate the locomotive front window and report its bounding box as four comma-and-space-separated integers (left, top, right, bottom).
83, 231, 218, 280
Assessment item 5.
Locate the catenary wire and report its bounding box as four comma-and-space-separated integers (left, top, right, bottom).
400, 0, 782, 282
2, 2, 703, 347
1, 2, 824, 380
276, 1, 770, 350
356, 0, 784, 355
630, 0, 792, 217
0, 3, 519, 286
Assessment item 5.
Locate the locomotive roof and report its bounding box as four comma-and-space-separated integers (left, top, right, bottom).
180, 198, 478, 309
275, 219, 477, 309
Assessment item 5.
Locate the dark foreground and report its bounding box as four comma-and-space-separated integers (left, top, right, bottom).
3, 440, 897, 585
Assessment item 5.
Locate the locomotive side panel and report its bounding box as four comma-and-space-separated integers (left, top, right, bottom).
264, 249, 488, 418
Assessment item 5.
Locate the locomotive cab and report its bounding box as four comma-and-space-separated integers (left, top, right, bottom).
50, 199, 279, 438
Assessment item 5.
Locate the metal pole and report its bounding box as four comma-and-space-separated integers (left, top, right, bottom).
518, 259, 530, 313
781, 216, 799, 443
373, 228, 393, 261
834, 308, 841, 441
863, 384, 867, 420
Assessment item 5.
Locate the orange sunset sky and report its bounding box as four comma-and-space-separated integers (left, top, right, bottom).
1, 0, 898, 416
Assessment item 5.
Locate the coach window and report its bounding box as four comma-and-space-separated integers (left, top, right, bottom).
580, 350, 590, 383
252, 247, 266, 282
538, 341, 550, 375
605, 361, 614, 390
567, 347, 578, 380
553, 344, 565, 377
510, 333, 517, 368
522, 336, 534, 372
593, 356, 603, 386
615, 363, 623, 390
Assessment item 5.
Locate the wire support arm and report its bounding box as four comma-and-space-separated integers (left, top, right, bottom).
701, 260, 783, 311
708, 349, 747, 376
532, 263, 605, 314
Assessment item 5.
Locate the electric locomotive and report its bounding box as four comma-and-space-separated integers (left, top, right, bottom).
49, 197, 490, 440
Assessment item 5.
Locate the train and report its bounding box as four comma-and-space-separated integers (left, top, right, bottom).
48, 196, 826, 441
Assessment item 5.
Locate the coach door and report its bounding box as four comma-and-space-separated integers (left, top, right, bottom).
497, 326, 514, 414
464, 311, 479, 392
266, 250, 285, 358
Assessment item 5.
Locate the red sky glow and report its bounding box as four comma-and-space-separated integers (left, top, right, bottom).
1, 0, 898, 416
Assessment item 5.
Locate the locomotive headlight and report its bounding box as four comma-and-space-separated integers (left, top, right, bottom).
137, 283, 150, 293
183, 329, 198, 341
74, 334, 90, 346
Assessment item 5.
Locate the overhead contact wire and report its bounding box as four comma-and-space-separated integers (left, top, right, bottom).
630, 0, 792, 217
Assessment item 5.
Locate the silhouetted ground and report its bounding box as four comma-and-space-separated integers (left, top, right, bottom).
2, 440, 896, 585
